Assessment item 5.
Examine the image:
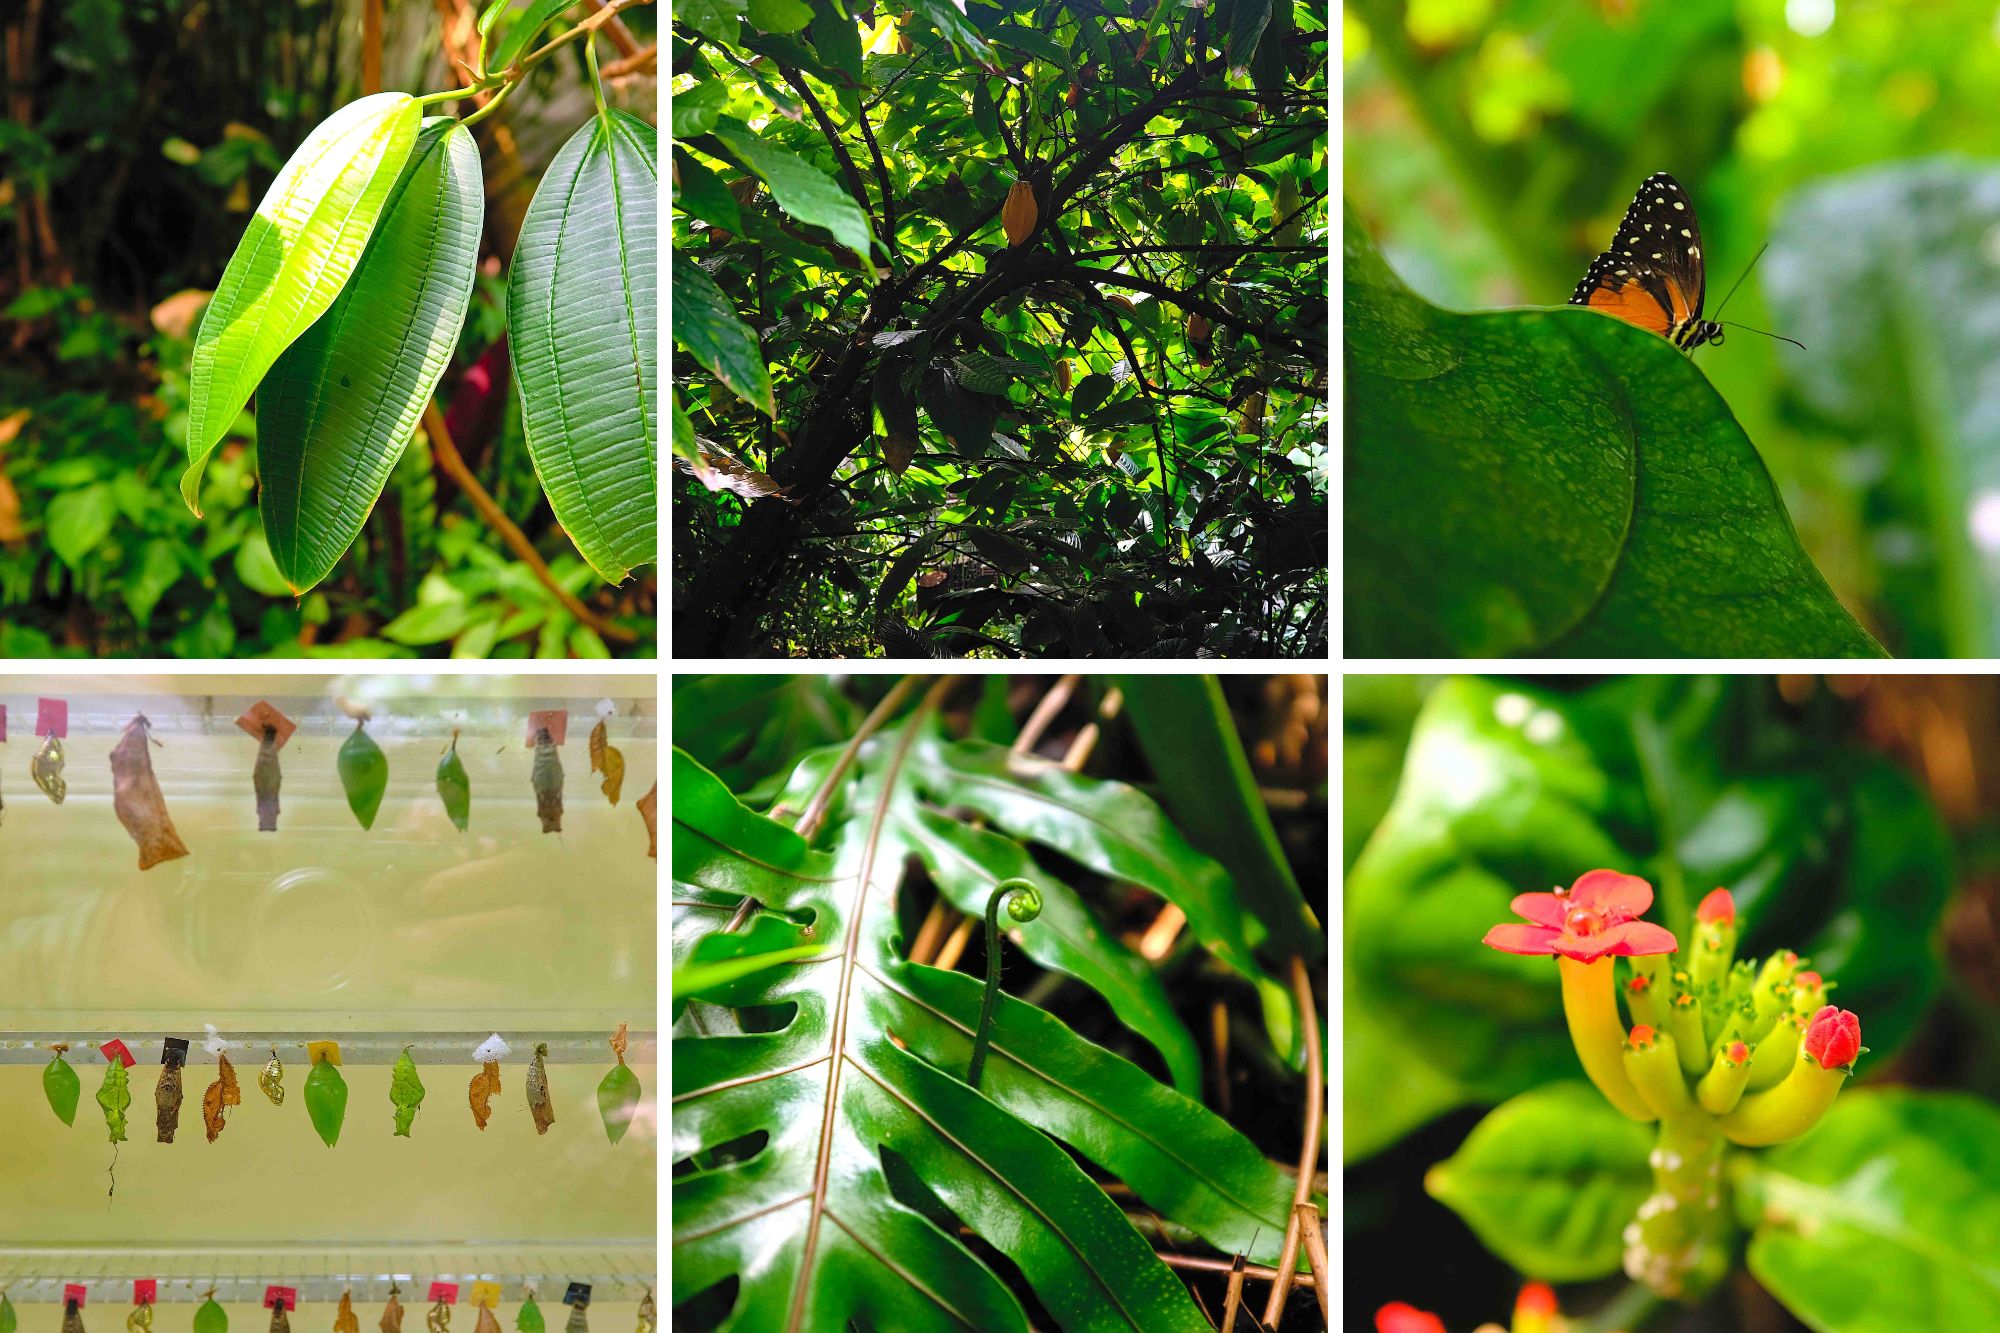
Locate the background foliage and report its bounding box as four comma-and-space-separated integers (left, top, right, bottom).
673, 0, 1329, 658
0, 0, 657, 657
1346, 0, 2000, 658
1344, 674, 2000, 1331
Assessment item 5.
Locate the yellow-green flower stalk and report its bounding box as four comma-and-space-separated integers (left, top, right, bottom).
1721, 1006, 1862, 1146
1696, 1039, 1754, 1115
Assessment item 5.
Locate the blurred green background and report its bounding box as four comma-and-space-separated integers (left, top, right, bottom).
1345, 0, 2000, 659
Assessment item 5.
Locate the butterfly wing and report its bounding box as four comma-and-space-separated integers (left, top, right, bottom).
1569, 172, 1708, 343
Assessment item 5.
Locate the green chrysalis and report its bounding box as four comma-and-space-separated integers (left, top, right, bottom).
2, 1290, 17, 1333
338, 719, 388, 830
514, 1302, 542, 1333
44, 1047, 81, 1125
390, 1046, 426, 1136
97, 1060, 131, 1143
192, 1299, 227, 1333
596, 1023, 640, 1145
436, 734, 471, 832
304, 1051, 349, 1147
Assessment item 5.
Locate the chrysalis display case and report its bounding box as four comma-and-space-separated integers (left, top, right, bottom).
0, 674, 657, 1333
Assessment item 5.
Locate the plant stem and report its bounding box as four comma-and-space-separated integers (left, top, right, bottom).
1261, 955, 1324, 1328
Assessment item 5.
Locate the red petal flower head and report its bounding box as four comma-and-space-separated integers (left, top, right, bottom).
1375, 1302, 1446, 1333
1803, 1006, 1862, 1070
1697, 888, 1735, 924
1482, 870, 1679, 963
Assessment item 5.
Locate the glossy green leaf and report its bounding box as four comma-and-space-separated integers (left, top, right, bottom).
1344, 201, 1881, 658
1117, 674, 1322, 959
43, 1051, 80, 1126
807, 3, 863, 86
673, 253, 774, 419
1737, 1090, 2000, 1332
670, 675, 859, 793
1426, 1081, 1654, 1281
46, 484, 116, 570
597, 1061, 643, 1145
672, 737, 1222, 1330
437, 736, 472, 832
192, 1299, 227, 1333
338, 721, 389, 830
673, 82, 730, 140
489, 0, 577, 72
713, 119, 876, 273
389, 1047, 425, 1136
509, 108, 658, 583
303, 1056, 348, 1147
185, 93, 420, 514
1222, 0, 1271, 77
1345, 675, 1953, 1160
677, 0, 747, 46
1765, 160, 2000, 658
906, 0, 993, 62
258, 118, 483, 593
746, 0, 812, 34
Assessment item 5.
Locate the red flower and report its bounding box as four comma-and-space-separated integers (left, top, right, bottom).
1627, 1024, 1657, 1050
1375, 1302, 1446, 1333
1483, 870, 1679, 963
1726, 1040, 1749, 1065
1697, 887, 1735, 924
1803, 1006, 1862, 1069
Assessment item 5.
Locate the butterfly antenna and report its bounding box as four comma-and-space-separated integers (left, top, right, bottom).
1719, 321, 1806, 350
1711, 242, 1767, 320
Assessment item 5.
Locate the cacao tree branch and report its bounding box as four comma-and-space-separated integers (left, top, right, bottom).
779, 64, 892, 266
1065, 263, 1315, 361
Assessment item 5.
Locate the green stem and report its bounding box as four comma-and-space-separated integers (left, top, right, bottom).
1626, 1113, 1729, 1299
965, 878, 1042, 1089
415, 82, 495, 108
460, 77, 522, 130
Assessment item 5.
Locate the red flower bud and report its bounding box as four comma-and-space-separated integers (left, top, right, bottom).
1515, 1282, 1558, 1318
1726, 1040, 1749, 1065
1697, 887, 1735, 924
1803, 1006, 1862, 1069
1375, 1302, 1446, 1333
1795, 971, 1822, 990
1627, 1024, 1656, 1049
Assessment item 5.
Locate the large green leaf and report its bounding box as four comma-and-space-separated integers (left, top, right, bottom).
1764, 160, 2000, 659
1343, 201, 1881, 658
673, 253, 775, 426
509, 107, 658, 583
1344, 675, 1953, 1161
1426, 1082, 1654, 1281
1736, 1089, 2000, 1331
185, 92, 420, 515
672, 720, 1288, 1330
257, 118, 483, 594
487, 0, 578, 72
712, 118, 876, 273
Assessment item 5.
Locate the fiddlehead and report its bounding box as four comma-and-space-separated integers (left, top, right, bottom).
966, 878, 1043, 1089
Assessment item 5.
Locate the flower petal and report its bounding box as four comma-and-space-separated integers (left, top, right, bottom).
1483, 923, 1560, 955
1598, 920, 1679, 956
1569, 869, 1654, 919
1510, 892, 1569, 928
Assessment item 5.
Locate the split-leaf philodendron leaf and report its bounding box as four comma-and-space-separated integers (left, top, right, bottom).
1343, 201, 1881, 659
509, 107, 658, 584
672, 720, 1300, 1331
184, 92, 420, 513
258, 118, 483, 594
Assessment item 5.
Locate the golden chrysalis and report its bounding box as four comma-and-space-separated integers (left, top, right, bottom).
203, 1051, 241, 1142
425, 1301, 449, 1333
32, 733, 66, 803
259, 1047, 285, 1105
588, 718, 624, 805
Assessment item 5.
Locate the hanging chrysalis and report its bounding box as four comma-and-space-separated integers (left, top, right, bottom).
425, 1300, 449, 1333
156, 1036, 189, 1143
203, 1051, 240, 1142
633, 1291, 653, 1333
258, 1047, 285, 1105
436, 732, 471, 832
98, 1058, 131, 1143
192, 1293, 227, 1333
303, 1041, 347, 1146
637, 783, 658, 858
597, 1023, 641, 1145
561, 1297, 585, 1333
110, 713, 190, 870
63, 1297, 85, 1333
531, 728, 563, 833
527, 1041, 555, 1135
513, 1297, 541, 1333
252, 726, 281, 831
269, 1301, 290, 1333
390, 1045, 425, 1136
44, 1043, 81, 1126
128, 1296, 154, 1333
334, 1293, 358, 1333
469, 1034, 508, 1130
379, 1286, 403, 1333
338, 716, 388, 830
1, 1292, 15, 1333
588, 717, 624, 806
32, 734, 66, 803
472, 1308, 498, 1333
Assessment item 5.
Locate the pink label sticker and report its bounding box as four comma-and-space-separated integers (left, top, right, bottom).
427, 1284, 458, 1305
37, 698, 67, 737
64, 1286, 87, 1308
264, 1288, 296, 1312
525, 709, 568, 746
99, 1040, 135, 1069
134, 1282, 157, 1307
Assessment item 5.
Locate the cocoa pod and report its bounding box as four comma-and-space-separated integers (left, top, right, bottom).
1186, 312, 1213, 365
1002, 179, 1038, 247
1056, 359, 1072, 393
1275, 176, 1301, 246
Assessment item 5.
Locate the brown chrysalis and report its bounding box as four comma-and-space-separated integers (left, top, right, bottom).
64, 1298, 85, 1333
588, 718, 625, 806
110, 713, 190, 870
269, 1302, 289, 1333
253, 725, 281, 831
155, 1036, 188, 1143
637, 782, 658, 858
203, 1050, 240, 1142
334, 1293, 358, 1333
469, 1061, 502, 1130
380, 1285, 404, 1333
473, 1308, 499, 1333
531, 727, 564, 833
527, 1041, 555, 1135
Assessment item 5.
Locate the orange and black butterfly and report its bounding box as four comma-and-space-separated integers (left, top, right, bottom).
1569, 172, 1724, 352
